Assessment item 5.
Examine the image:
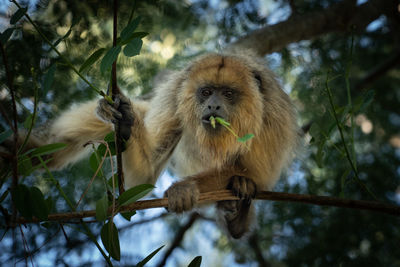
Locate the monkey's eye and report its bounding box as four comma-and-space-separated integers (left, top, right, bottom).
201, 89, 212, 97
222, 90, 233, 99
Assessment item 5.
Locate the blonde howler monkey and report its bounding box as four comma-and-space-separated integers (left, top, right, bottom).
6, 51, 298, 238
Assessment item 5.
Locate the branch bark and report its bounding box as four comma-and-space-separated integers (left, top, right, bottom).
231, 0, 397, 56
15, 190, 400, 224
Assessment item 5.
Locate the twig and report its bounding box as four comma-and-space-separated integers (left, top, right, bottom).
15, 190, 400, 224
155, 212, 200, 267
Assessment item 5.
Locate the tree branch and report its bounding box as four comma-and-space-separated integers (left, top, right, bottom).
355, 49, 400, 91
231, 0, 397, 56
14, 190, 400, 224
155, 212, 200, 267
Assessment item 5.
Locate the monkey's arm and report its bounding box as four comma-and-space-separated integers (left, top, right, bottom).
98, 92, 182, 188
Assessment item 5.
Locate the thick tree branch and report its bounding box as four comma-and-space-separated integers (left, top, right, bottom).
15, 190, 400, 224
231, 0, 397, 56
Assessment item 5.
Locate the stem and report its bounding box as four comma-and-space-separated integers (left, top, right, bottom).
112, 0, 125, 195
18, 69, 39, 154
11, 0, 105, 97
345, 34, 356, 171
325, 75, 377, 200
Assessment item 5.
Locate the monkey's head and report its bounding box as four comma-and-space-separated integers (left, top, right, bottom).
177, 53, 271, 167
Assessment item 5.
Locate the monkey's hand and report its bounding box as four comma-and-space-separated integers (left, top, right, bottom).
217, 176, 257, 238
228, 175, 257, 204
164, 180, 200, 213
96, 94, 134, 141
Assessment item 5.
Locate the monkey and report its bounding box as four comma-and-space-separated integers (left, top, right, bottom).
2, 51, 298, 238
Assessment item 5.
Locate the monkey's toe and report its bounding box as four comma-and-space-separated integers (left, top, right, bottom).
228, 176, 257, 202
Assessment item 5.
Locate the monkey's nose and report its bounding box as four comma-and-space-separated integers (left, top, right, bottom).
208, 105, 220, 111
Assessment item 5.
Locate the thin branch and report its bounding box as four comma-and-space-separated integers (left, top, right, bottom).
355, 49, 400, 91
155, 212, 200, 267
249, 233, 270, 267
15, 190, 400, 224
112, 0, 125, 195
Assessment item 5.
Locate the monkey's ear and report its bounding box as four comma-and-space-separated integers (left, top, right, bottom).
252, 71, 264, 93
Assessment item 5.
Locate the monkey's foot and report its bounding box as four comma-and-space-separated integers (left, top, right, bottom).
217, 200, 252, 239
228, 175, 257, 204
164, 181, 199, 213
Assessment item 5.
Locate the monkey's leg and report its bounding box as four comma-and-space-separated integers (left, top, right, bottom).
217, 176, 257, 238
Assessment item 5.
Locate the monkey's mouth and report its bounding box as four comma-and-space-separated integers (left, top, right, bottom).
202, 114, 223, 131
202, 114, 217, 124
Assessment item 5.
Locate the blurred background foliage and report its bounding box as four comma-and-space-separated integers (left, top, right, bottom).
0, 0, 399, 266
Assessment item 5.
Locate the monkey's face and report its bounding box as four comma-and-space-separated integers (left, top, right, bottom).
196, 85, 238, 133
176, 54, 266, 165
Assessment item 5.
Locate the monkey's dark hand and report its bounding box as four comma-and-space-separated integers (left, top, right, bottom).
164, 181, 200, 213
96, 94, 134, 141
227, 175, 257, 205
217, 176, 257, 238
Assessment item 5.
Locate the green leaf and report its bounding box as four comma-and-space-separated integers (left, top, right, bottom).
96, 195, 109, 222
0, 190, 9, 203
0, 28, 15, 43
97, 142, 116, 157
23, 113, 37, 130
136, 245, 165, 267
120, 17, 141, 41
120, 210, 136, 221
118, 184, 154, 206
89, 152, 100, 173
309, 123, 320, 139
0, 129, 13, 144
101, 221, 120, 261
123, 38, 143, 57
188, 256, 202, 267
10, 8, 27, 24
79, 48, 106, 73
100, 46, 121, 74
18, 154, 33, 176
31, 143, 67, 157
107, 174, 119, 190
104, 131, 115, 142
237, 133, 254, 143
43, 64, 56, 95
215, 117, 230, 126
11, 184, 32, 219
118, 32, 148, 46
30, 186, 49, 220
52, 28, 72, 48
